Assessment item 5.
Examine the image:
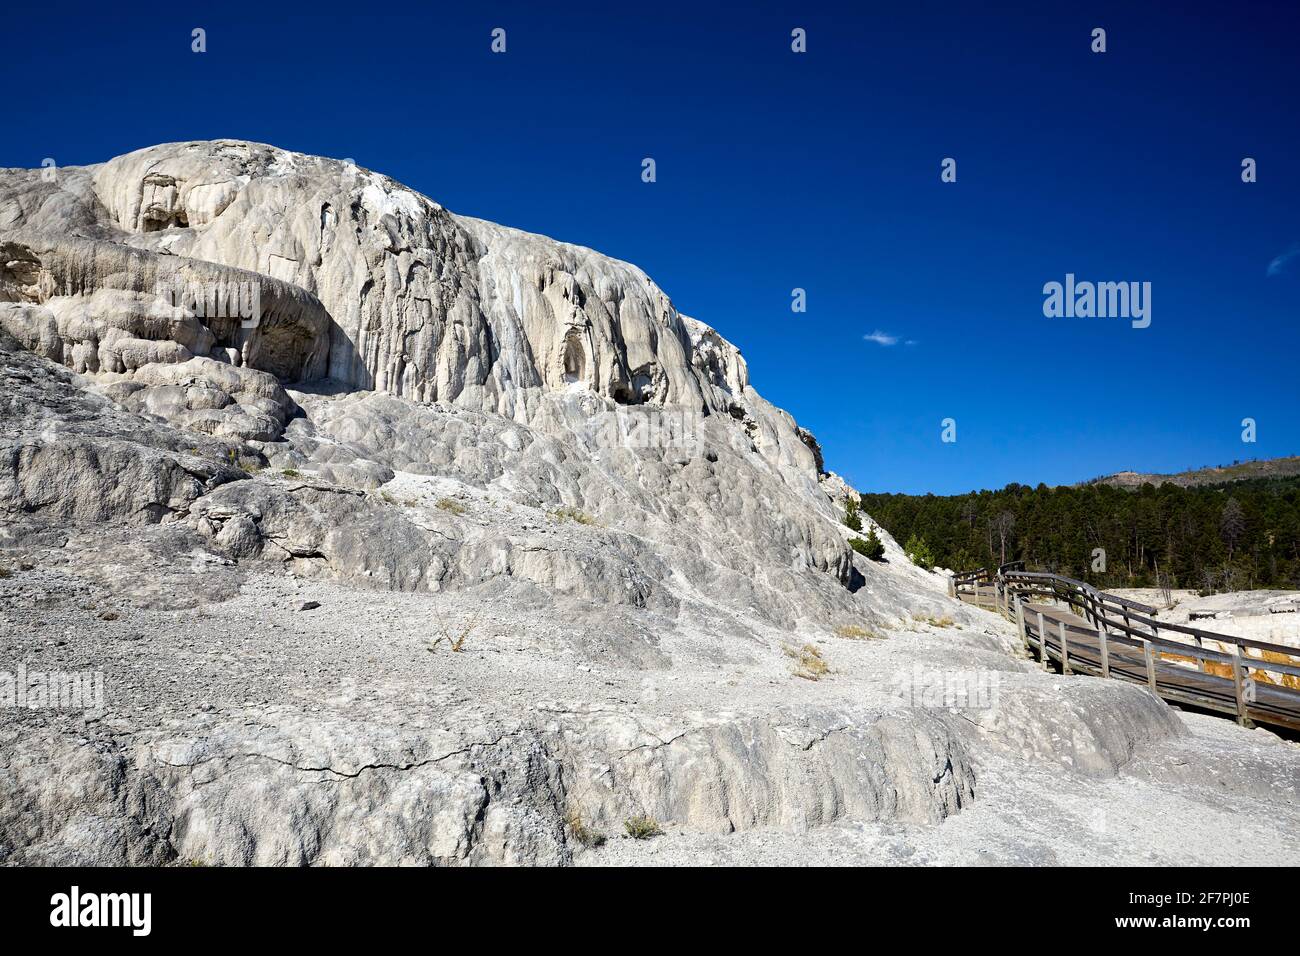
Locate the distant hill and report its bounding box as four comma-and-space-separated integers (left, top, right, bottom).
1079, 456, 1300, 489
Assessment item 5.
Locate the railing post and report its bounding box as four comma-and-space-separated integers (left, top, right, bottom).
1231, 645, 1254, 729
1142, 639, 1158, 694
1014, 595, 1025, 648
1059, 620, 1072, 675
948, 576, 956, 599
1036, 610, 1050, 670
1098, 621, 1110, 679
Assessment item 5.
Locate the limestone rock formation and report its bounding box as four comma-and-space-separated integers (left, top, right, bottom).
1, 140, 929, 626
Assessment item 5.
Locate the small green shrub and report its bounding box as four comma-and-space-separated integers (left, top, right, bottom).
843, 498, 863, 532
850, 529, 886, 561
865, 528, 886, 559
281, 468, 300, 478
904, 533, 936, 570
623, 816, 664, 840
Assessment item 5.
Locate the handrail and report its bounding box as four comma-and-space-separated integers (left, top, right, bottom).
1003, 570, 1157, 614
955, 563, 1300, 731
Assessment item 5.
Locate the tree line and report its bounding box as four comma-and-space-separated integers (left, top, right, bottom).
858, 476, 1300, 593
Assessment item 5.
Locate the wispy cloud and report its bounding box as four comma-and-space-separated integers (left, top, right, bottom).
1267, 244, 1300, 277
862, 330, 899, 346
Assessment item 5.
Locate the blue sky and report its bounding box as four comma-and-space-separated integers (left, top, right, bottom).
3, 1, 1297, 493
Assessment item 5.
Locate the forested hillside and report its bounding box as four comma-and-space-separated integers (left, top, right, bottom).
860, 477, 1300, 592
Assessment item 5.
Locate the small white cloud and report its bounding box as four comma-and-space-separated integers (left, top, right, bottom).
862, 330, 899, 346
905, 339, 918, 346
1267, 244, 1300, 277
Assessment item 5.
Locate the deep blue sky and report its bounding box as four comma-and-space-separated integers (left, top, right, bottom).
3, 1, 1297, 493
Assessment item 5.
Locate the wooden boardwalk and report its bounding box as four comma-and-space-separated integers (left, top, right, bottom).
953, 566, 1300, 733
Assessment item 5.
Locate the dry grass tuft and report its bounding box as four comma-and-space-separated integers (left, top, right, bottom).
566, 810, 607, 848
786, 643, 830, 680
915, 614, 956, 629
549, 506, 596, 526
428, 611, 479, 653
834, 624, 884, 640
436, 497, 466, 515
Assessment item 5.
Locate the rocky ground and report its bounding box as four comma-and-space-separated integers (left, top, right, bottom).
4, 556, 1297, 866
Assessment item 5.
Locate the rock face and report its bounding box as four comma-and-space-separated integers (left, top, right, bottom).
0, 140, 935, 628
3, 142, 1298, 867
3, 142, 751, 419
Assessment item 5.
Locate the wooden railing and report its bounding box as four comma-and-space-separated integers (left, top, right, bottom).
950, 567, 989, 600
954, 565, 1300, 732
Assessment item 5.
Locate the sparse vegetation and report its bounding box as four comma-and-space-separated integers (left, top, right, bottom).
864, 528, 885, 560
904, 533, 936, 570
550, 506, 596, 525
834, 624, 883, 640
786, 642, 829, 680
843, 497, 863, 532
428, 611, 479, 653
849, 528, 886, 561
281, 468, 300, 478
436, 497, 466, 515
914, 614, 955, 629
623, 816, 664, 840
0, 567, 11, 579
224, 448, 260, 473
566, 810, 607, 848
